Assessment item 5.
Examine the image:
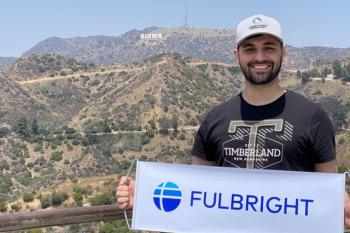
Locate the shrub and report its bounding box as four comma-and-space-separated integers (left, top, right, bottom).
50, 151, 63, 162
0, 202, 7, 212
73, 185, 88, 195
227, 66, 241, 75
89, 192, 115, 206
65, 128, 76, 134
10, 204, 20, 211
90, 80, 100, 86
0, 173, 13, 193
66, 144, 73, 150
73, 185, 87, 205
59, 70, 67, 76
100, 220, 133, 233
73, 192, 83, 204
23, 192, 34, 202
51, 191, 68, 206
72, 138, 80, 145
40, 196, 51, 209
0, 127, 10, 138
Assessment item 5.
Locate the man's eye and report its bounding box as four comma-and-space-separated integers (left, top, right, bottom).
244, 48, 255, 52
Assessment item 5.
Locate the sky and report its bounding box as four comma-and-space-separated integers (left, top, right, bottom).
1, 0, 350, 57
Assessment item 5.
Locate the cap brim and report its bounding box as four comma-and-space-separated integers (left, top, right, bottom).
236, 32, 283, 48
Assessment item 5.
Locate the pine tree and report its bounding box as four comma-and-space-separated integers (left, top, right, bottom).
31, 119, 39, 135
15, 117, 29, 138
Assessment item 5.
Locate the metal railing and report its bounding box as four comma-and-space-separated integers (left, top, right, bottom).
0, 204, 130, 232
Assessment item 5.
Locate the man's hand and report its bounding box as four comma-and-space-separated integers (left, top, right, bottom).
345, 191, 350, 227
116, 176, 135, 209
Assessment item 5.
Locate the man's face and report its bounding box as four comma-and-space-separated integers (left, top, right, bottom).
234, 34, 284, 85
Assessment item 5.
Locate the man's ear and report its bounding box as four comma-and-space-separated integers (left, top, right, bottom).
233, 48, 239, 60
282, 44, 287, 63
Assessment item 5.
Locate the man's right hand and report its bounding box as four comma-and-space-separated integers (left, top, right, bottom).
116, 176, 135, 209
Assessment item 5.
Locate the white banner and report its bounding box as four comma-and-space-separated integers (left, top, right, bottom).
131, 161, 345, 233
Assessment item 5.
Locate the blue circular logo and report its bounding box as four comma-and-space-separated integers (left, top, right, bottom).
153, 182, 182, 212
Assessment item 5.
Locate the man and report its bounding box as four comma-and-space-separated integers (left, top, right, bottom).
117, 14, 350, 226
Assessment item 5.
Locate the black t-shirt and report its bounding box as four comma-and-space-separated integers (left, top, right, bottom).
192, 90, 336, 171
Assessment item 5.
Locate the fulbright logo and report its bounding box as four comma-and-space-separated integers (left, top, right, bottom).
153, 182, 182, 212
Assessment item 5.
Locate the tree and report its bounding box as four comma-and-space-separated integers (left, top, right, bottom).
332, 60, 344, 79
161, 95, 169, 112
15, 117, 29, 138
84, 126, 97, 145
343, 63, 350, 82
309, 68, 320, 78
296, 70, 302, 79
102, 120, 111, 133
346, 63, 350, 77
319, 96, 348, 132
321, 67, 331, 78
159, 115, 170, 135
301, 72, 310, 85
31, 119, 39, 135
0, 127, 10, 138
148, 119, 157, 131
171, 115, 179, 132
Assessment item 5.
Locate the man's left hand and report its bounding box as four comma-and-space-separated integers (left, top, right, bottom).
345, 197, 350, 227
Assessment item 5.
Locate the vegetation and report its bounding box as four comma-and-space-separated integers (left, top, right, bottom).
89, 191, 115, 206
40, 191, 69, 208
22, 192, 34, 202
0, 202, 7, 212
50, 151, 63, 161
0, 172, 13, 195
0, 127, 10, 138
100, 220, 133, 233
319, 96, 348, 132
1, 52, 350, 233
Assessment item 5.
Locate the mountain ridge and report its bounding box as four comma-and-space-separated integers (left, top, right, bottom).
21, 27, 350, 69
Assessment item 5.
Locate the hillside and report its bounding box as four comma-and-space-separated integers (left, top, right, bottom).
0, 73, 53, 127
0, 53, 244, 204
5, 54, 92, 81
1, 53, 350, 233
287, 46, 350, 69
22, 27, 350, 69
0, 57, 17, 70
71, 53, 243, 132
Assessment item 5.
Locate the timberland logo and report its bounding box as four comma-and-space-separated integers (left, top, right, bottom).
222, 119, 284, 169
249, 17, 267, 30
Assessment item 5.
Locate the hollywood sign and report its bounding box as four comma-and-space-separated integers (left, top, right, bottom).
140, 33, 163, 39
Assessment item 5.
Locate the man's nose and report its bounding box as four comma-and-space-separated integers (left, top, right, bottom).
254, 50, 267, 62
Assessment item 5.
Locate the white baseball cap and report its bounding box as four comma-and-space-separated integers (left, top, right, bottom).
235, 14, 283, 48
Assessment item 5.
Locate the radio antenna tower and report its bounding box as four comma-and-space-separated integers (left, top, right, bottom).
183, 1, 189, 28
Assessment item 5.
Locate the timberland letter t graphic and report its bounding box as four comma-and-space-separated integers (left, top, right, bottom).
226, 119, 284, 169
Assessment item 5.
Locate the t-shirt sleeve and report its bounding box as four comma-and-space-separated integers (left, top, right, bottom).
191, 118, 216, 161
310, 106, 336, 163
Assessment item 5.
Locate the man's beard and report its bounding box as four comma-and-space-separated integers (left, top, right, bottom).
240, 57, 282, 85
